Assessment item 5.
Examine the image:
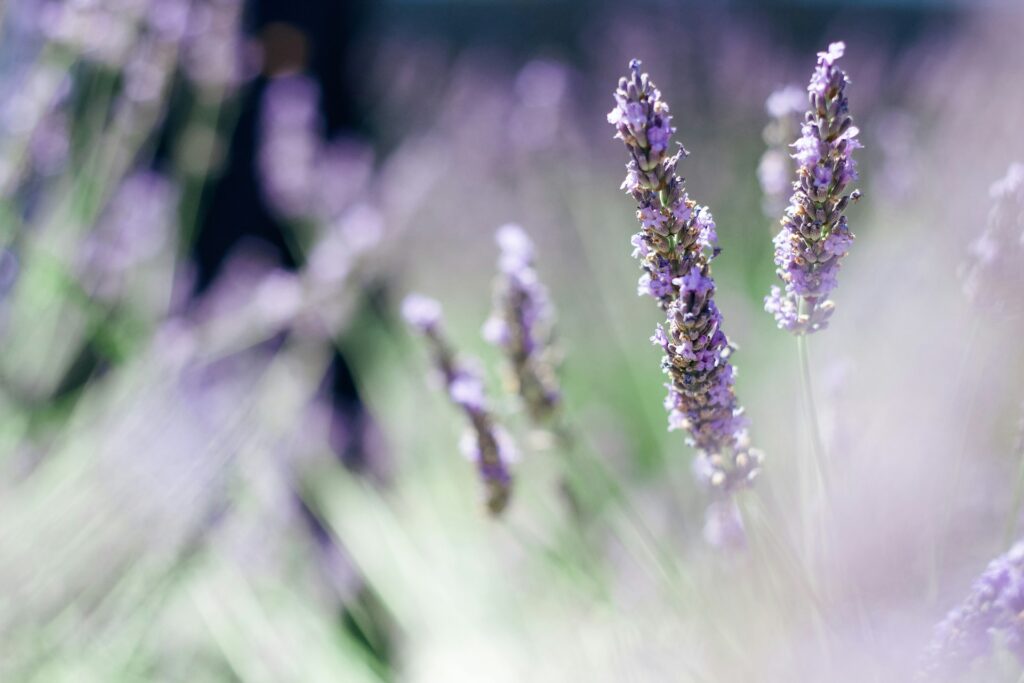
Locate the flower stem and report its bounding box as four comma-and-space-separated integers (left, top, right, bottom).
797, 334, 829, 467
796, 331, 830, 582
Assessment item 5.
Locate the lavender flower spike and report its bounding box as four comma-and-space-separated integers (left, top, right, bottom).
483, 224, 561, 422
918, 540, 1024, 679
961, 162, 1024, 310
765, 42, 862, 334
403, 294, 515, 515
609, 60, 762, 492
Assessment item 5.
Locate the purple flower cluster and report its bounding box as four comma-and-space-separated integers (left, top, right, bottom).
482, 224, 561, 422
403, 294, 515, 515
607, 61, 713, 310
962, 163, 1024, 310
609, 60, 761, 492
919, 541, 1024, 679
765, 42, 862, 335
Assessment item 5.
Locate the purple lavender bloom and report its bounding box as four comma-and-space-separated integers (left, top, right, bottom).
919, 541, 1024, 679
610, 60, 762, 493
764, 42, 862, 335
608, 59, 692, 310
483, 224, 561, 422
961, 163, 1024, 310
403, 294, 515, 515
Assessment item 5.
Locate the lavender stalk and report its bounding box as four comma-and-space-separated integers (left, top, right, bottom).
962, 166, 1024, 545
765, 42, 862, 335
918, 540, 1024, 680
961, 162, 1024, 312
608, 60, 762, 493
403, 294, 515, 515
483, 224, 561, 423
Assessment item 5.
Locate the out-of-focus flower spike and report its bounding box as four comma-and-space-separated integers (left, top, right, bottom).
918, 540, 1024, 679
764, 42, 862, 335
758, 85, 805, 219
961, 162, 1024, 310
257, 74, 376, 225
403, 294, 515, 515
258, 74, 323, 220
609, 60, 762, 494
482, 224, 561, 423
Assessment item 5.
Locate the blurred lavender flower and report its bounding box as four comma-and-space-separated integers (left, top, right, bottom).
757, 85, 804, 219
404, 294, 516, 515
919, 540, 1024, 679
146, 0, 191, 44
871, 109, 917, 202
961, 163, 1024, 311
40, 0, 145, 67
181, 0, 254, 92
28, 111, 70, 176
306, 204, 384, 287
765, 42, 862, 335
258, 74, 374, 224
119, 34, 176, 113
482, 224, 561, 423
313, 139, 375, 222
0, 64, 71, 196
88, 169, 179, 274
609, 60, 761, 492
509, 59, 571, 152
258, 74, 322, 219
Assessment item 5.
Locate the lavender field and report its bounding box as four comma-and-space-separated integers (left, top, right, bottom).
1, 1, 1023, 681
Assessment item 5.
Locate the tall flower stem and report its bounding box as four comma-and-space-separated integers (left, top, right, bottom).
796, 329, 830, 575
797, 334, 829, 470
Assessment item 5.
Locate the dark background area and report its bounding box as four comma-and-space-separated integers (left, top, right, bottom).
195, 0, 954, 289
